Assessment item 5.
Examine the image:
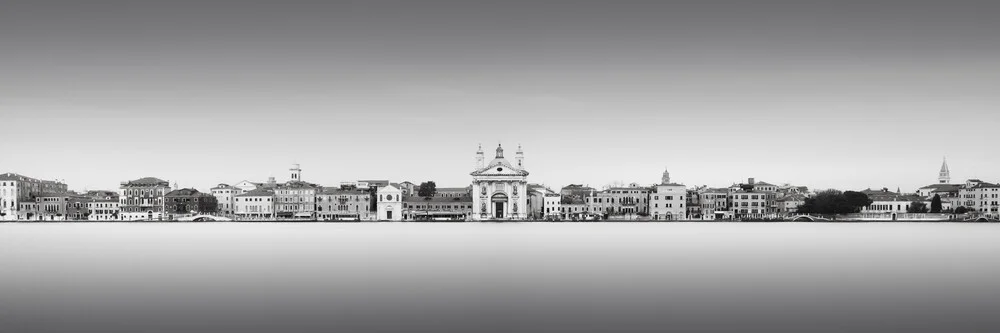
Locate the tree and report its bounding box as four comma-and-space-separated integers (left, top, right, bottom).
955, 206, 969, 214
907, 201, 928, 213
417, 181, 437, 198
930, 194, 942, 213
843, 191, 873, 213
797, 190, 855, 215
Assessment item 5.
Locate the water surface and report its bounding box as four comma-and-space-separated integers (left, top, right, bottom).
1, 222, 998, 333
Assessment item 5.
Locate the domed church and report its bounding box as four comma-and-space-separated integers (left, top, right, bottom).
470, 144, 529, 221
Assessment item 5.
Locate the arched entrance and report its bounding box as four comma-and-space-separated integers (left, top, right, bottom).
492, 193, 508, 219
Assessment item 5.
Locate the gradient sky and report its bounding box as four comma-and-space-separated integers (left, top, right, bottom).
2, 0, 999, 193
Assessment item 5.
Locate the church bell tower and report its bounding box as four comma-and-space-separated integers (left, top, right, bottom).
939, 157, 950, 184
475, 144, 484, 170
290, 163, 302, 182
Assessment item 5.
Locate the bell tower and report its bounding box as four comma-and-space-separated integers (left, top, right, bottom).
939, 157, 950, 184
290, 163, 302, 182
475, 144, 485, 170
661, 167, 671, 184
515, 144, 524, 169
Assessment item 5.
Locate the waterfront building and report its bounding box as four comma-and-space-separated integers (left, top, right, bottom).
234, 188, 275, 220
87, 198, 120, 221
17, 201, 40, 220
471, 144, 529, 221
118, 177, 171, 221
730, 190, 769, 219
272, 164, 321, 219
164, 188, 218, 217
274, 181, 321, 219
527, 184, 561, 220
958, 180, 1000, 217
860, 188, 936, 214
377, 184, 403, 221
599, 186, 651, 218
698, 188, 731, 220
317, 187, 372, 221
34, 192, 69, 221
650, 168, 685, 221
776, 194, 807, 215
0, 173, 68, 221
402, 196, 473, 221
66, 195, 90, 220
730, 178, 778, 214
585, 190, 615, 218
560, 202, 588, 220
210, 184, 239, 216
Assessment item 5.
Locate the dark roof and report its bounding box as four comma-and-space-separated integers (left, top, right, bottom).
34, 192, 68, 198
777, 194, 807, 201
236, 188, 275, 197
124, 177, 169, 186
919, 184, 961, 191
0, 173, 34, 181
321, 187, 369, 195
165, 188, 203, 197
403, 196, 473, 203
969, 182, 1000, 189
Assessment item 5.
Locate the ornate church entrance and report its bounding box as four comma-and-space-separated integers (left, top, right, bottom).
492, 193, 508, 219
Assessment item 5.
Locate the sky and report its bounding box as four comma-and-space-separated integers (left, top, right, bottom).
2, 0, 999, 193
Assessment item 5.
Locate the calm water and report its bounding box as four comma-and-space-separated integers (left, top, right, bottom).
2, 222, 999, 333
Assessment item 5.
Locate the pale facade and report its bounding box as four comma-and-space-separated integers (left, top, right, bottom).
650, 183, 686, 221
210, 184, 239, 216
958, 180, 1000, 216
88, 200, 120, 221
730, 190, 768, 218
470, 144, 529, 221
35, 193, 69, 221
0, 173, 68, 221
234, 188, 275, 220
377, 184, 403, 221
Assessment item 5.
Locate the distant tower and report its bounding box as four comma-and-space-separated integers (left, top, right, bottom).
496, 144, 504, 158
476, 144, 485, 170
290, 163, 302, 182
515, 144, 524, 169
939, 157, 951, 184
661, 167, 671, 184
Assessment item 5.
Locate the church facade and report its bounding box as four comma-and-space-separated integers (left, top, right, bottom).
471, 144, 529, 221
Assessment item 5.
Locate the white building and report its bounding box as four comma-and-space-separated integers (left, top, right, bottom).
234, 188, 275, 220
649, 168, 686, 221
377, 184, 402, 221
470, 144, 529, 221
730, 191, 768, 218
958, 180, 1000, 216
87, 199, 120, 221
1, 173, 68, 221
210, 184, 239, 216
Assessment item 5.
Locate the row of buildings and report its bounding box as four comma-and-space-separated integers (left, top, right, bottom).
2, 149, 997, 221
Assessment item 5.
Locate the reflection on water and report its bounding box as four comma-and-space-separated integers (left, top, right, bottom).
1, 223, 999, 333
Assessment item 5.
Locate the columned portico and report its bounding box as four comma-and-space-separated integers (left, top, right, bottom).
471, 144, 529, 221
